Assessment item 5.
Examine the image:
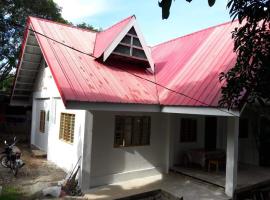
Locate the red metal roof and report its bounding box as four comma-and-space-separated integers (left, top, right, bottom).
29, 16, 159, 105
12, 16, 239, 107
93, 16, 134, 58
152, 21, 238, 107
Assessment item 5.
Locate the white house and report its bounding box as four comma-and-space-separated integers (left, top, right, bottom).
10, 15, 267, 198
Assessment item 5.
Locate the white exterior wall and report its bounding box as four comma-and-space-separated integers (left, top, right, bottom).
31, 61, 87, 172
29, 59, 260, 193
89, 111, 168, 187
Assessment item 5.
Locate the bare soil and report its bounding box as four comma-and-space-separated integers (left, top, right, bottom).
0, 144, 66, 199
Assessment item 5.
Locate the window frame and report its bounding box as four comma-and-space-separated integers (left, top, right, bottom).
39, 110, 46, 133
114, 115, 151, 148
180, 118, 197, 143
112, 27, 147, 61
59, 112, 75, 144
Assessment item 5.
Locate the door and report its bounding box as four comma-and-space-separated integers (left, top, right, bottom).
259, 116, 270, 166
34, 99, 50, 152
205, 117, 217, 151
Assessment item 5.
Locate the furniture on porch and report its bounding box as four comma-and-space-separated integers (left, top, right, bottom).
183, 148, 226, 169
208, 159, 221, 172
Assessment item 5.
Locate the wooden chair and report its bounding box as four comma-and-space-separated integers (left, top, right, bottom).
208, 159, 220, 172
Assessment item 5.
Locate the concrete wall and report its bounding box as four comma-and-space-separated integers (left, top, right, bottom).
31, 61, 87, 172
238, 109, 259, 165
89, 111, 168, 187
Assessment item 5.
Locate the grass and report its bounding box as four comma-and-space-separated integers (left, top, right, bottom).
0, 186, 24, 200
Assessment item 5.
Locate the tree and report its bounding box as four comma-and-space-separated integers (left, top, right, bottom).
0, 0, 67, 87
159, 0, 216, 19
0, 0, 99, 93
219, 0, 270, 109
159, 0, 270, 109
76, 22, 101, 32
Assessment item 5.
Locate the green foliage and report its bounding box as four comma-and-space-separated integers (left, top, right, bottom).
158, 0, 216, 19
0, 0, 100, 94
76, 22, 101, 32
0, 75, 14, 92
0, 0, 67, 88
0, 186, 23, 200
159, 0, 173, 20
219, 0, 270, 109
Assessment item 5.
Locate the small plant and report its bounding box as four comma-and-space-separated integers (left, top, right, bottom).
0, 186, 23, 200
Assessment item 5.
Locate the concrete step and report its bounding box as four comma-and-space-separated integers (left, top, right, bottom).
31, 149, 47, 158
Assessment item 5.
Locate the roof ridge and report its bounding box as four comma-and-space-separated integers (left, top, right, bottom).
152, 20, 238, 49
101, 15, 134, 33
28, 16, 98, 34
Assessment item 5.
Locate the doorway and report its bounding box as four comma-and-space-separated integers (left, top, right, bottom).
259, 116, 270, 166
205, 117, 217, 151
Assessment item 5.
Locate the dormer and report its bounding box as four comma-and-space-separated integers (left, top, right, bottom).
94, 16, 154, 72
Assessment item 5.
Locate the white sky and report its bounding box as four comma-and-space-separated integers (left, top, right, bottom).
53, 0, 110, 21
52, 0, 230, 45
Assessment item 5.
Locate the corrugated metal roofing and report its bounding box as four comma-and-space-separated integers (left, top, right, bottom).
93, 16, 134, 58
29, 16, 159, 105
12, 16, 239, 107
152, 21, 238, 107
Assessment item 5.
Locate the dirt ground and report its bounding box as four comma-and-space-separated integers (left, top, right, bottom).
0, 143, 67, 199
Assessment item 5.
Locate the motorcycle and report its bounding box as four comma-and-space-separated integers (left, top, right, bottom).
0, 137, 25, 176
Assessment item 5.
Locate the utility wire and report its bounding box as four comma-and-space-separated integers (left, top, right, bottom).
10, 21, 238, 117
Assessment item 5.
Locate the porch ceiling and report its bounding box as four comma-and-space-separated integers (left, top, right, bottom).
11, 31, 42, 106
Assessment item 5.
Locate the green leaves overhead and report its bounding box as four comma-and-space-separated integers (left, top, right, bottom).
219, 0, 270, 109
0, 0, 97, 94
158, 0, 172, 19
159, 0, 216, 19
208, 0, 216, 7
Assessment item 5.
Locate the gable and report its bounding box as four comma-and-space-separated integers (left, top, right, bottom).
10, 16, 159, 107
112, 27, 147, 61
96, 16, 155, 72
11, 24, 42, 106
10, 23, 62, 106
93, 16, 133, 58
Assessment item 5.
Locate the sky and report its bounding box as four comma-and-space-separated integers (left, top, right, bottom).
53, 0, 231, 46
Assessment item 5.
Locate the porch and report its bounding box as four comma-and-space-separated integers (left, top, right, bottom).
80, 107, 259, 198
84, 172, 229, 200
171, 164, 270, 190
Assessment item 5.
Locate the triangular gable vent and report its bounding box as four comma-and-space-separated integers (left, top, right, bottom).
102, 16, 155, 72
113, 27, 147, 60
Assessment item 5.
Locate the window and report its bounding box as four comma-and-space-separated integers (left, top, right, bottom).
112, 27, 147, 60
239, 118, 249, 138
39, 110, 46, 133
180, 118, 197, 142
59, 113, 75, 144
114, 116, 151, 147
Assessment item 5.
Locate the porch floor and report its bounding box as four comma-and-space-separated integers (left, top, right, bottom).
171, 164, 270, 190
84, 173, 229, 200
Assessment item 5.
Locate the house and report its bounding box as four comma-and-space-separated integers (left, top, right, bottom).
10, 15, 268, 198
